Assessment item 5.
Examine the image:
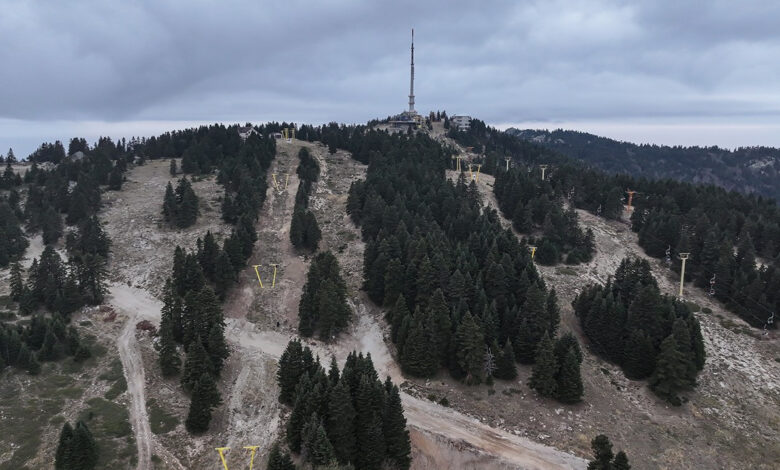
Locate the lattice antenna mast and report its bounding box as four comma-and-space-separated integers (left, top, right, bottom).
409, 28, 415, 113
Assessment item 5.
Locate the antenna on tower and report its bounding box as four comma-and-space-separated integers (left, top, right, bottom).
409, 28, 415, 113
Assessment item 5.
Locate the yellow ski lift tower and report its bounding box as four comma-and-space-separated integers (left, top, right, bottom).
529, 245, 537, 259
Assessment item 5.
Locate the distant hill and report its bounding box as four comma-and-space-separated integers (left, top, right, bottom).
506, 128, 780, 200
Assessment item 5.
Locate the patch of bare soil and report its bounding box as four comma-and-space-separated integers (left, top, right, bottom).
439, 169, 780, 470
101, 159, 232, 297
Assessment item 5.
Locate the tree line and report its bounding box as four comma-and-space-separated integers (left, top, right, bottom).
290, 147, 322, 251
277, 339, 411, 469
508, 127, 780, 202
573, 258, 706, 405
0, 313, 91, 375
449, 121, 779, 330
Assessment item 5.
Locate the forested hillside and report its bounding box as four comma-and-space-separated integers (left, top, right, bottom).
448, 121, 779, 331
507, 128, 780, 200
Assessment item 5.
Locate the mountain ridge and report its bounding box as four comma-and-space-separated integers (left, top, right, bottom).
506, 128, 780, 200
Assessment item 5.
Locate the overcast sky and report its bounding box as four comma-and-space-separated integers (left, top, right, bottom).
3, 0, 780, 158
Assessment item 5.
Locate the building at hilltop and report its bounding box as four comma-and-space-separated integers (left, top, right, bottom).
450, 115, 472, 131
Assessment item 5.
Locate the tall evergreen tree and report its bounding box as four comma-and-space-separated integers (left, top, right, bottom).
383, 381, 411, 470
555, 348, 584, 404
529, 332, 558, 398
185, 373, 221, 433
455, 312, 485, 384
327, 378, 357, 464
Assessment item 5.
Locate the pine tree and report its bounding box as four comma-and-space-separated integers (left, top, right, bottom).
169, 159, 177, 176
9, 261, 23, 301
213, 250, 236, 299
455, 312, 485, 384
108, 166, 123, 190
529, 332, 558, 398
278, 340, 307, 405
649, 334, 693, 405
176, 178, 199, 228
622, 329, 655, 380
162, 182, 177, 223
185, 373, 220, 433
55, 422, 75, 470
206, 323, 230, 377
587, 434, 614, 470
71, 421, 98, 470
354, 376, 386, 470
181, 338, 212, 392
383, 381, 411, 470
327, 378, 356, 464
159, 304, 181, 377
494, 339, 518, 380
401, 312, 437, 377
310, 422, 336, 466
613, 451, 631, 470
555, 348, 584, 403
266, 443, 296, 470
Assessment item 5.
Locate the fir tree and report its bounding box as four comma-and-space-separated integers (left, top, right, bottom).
555, 348, 584, 403
529, 332, 558, 398
494, 339, 518, 380
185, 373, 221, 433
159, 303, 181, 376
587, 434, 614, 470
327, 378, 356, 464
169, 159, 177, 176
613, 451, 631, 470
455, 312, 485, 384
162, 182, 177, 223
9, 261, 23, 301
622, 329, 655, 380
71, 421, 98, 470
181, 338, 213, 392
266, 443, 296, 470
383, 381, 411, 470
55, 422, 75, 470
649, 335, 693, 405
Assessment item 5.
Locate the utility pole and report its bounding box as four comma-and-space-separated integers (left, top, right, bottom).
625, 189, 637, 212
540, 164, 548, 181
505, 157, 511, 171
678, 253, 690, 299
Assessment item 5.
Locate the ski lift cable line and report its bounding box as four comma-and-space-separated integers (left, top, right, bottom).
620, 211, 776, 328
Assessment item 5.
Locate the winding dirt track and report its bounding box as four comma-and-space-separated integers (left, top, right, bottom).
111, 284, 159, 470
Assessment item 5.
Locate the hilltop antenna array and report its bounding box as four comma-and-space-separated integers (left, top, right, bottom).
408, 28, 415, 113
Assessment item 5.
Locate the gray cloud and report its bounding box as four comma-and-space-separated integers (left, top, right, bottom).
2, 0, 780, 155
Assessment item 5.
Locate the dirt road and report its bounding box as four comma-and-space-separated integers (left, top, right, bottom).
110, 284, 162, 470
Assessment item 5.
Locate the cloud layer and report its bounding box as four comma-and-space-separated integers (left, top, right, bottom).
3, 0, 780, 155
